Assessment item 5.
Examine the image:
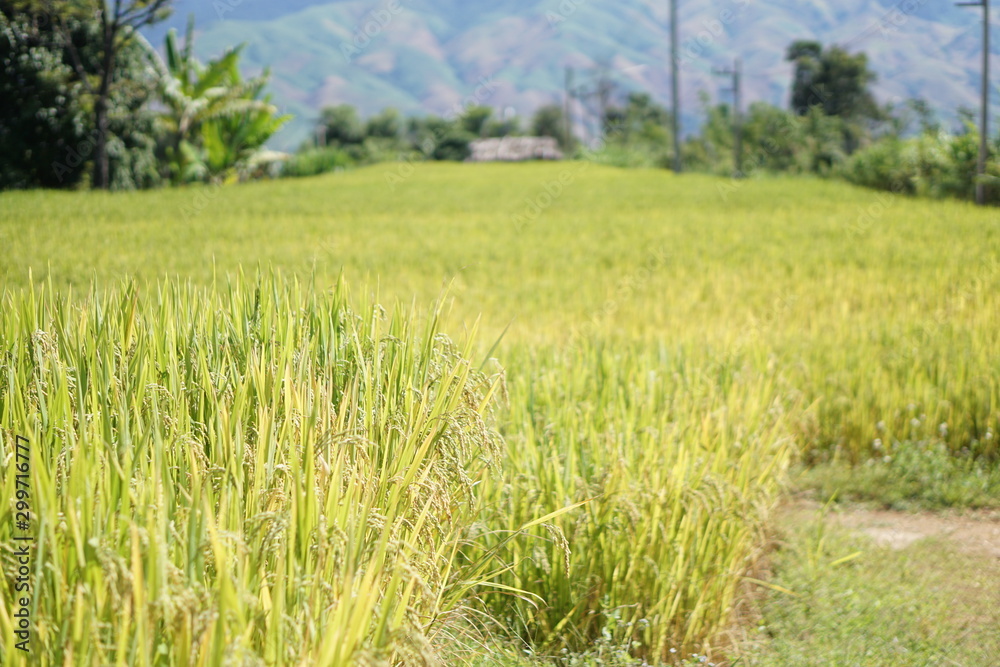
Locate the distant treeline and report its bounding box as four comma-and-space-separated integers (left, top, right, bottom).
295, 40, 999, 205
2, 4, 996, 204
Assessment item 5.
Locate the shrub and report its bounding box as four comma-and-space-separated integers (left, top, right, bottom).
841, 130, 1000, 204
281, 146, 353, 178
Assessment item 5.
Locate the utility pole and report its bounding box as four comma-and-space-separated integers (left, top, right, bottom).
596, 67, 613, 139
957, 0, 990, 205
713, 58, 743, 176
670, 0, 682, 172
564, 66, 575, 152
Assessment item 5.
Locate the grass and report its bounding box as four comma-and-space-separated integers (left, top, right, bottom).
743, 504, 1000, 666
1, 162, 999, 664
796, 441, 1000, 510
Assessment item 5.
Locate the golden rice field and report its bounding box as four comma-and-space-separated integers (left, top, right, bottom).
0, 163, 998, 665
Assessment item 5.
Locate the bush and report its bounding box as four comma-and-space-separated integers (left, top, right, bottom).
281, 146, 353, 178
838, 138, 915, 194
841, 130, 1000, 204
432, 129, 475, 161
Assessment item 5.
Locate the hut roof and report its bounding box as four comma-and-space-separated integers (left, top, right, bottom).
467, 136, 563, 162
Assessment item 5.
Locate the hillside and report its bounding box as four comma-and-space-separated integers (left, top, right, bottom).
142, 0, 995, 150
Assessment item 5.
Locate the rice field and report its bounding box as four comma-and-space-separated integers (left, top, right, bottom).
1, 163, 998, 664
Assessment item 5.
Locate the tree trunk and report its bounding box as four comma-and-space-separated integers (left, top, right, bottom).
93, 96, 110, 189
92, 22, 116, 190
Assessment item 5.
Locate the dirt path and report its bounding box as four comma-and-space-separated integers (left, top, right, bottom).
751, 500, 1000, 665
823, 505, 1000, 558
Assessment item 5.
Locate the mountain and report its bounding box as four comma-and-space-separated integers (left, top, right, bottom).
142, 0, 995, 150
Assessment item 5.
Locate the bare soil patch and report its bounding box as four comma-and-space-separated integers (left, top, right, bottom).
786, 499, 1000, 558
829, 507, 1000, 558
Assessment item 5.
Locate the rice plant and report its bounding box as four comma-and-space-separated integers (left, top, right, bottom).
0, 274, 506, 665
470, 343, 794, 661
2, 163, 999, 663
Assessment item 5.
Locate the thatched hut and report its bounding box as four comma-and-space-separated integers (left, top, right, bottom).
466, 136, 563, 162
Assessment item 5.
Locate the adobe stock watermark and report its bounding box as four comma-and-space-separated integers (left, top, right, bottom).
675, 0, 753, 71
544, 0, 592, 26
213, 0, 248, 20
50, 117, 109, 184
8, 434, 34, 653
567, 243, 672, 349
340, 0, 410, 63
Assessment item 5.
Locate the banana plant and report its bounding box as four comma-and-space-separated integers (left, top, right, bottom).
153, 15, 290, 183
201, 65, 292, 182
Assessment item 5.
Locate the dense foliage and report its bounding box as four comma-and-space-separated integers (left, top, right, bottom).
156, 17, 290, 184
0, 7, 161, 190
841, 128, 1000, 203
0, 5, 288, 190
287, 102, 564, 177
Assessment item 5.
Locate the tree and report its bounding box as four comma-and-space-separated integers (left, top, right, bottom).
200, 68, 290, 182
908, 98, 940, 136
1, 4, 162, 190
531, 104, 565, 141
484, 114, 520, 138
458, 105, 493, 137
740, 102, 802, 172
156, 16, 286, 184
0, 8, 85, 188
603, 92, 672, 145
431, 129, 474, 161
319, 104, 365, 147
799, 105, 848, 172
27, 0, 173, 189
405, 115, 451, 156
786, 41, 877, 120
364, 108, 401, 140
786, 40, 879, 153
597, 91, 674, 166
956, 106, 977, 135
